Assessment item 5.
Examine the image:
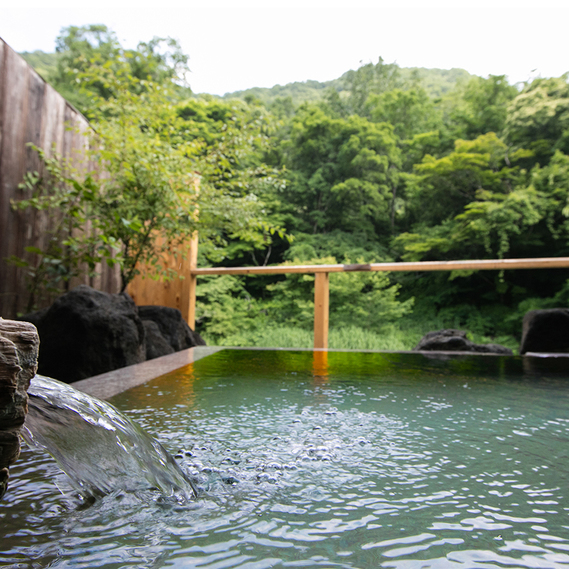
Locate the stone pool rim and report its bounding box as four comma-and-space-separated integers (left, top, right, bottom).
70, 346, 569, 401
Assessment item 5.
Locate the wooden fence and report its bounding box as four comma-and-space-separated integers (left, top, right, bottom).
127, 232, 199, 325
0, 38, 120, 319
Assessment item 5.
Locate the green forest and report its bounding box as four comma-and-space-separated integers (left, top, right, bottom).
18, 25, 569, 352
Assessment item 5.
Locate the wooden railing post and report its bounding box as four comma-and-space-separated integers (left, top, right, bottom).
186, 231, 198, 330
314, 272, 330, 349
183, 175, 200, 330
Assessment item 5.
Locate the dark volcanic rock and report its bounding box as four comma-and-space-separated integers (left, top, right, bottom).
0, 319, 39, 499
20, 307, 49, 329
22, 285, 146, 383
414, 329, 513, 355
18, 287, 207, 382
520, 308, 569, 354
415, 329, 470, 351
142, 320, 175, 360
138, 305, 205, 358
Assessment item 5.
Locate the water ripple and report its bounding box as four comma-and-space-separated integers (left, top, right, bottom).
3, 351, 569, 568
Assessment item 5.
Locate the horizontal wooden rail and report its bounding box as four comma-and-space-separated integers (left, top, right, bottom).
188, 256, 569, 349
191, 257, 569, 276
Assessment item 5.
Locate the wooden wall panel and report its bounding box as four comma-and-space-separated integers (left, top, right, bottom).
0, 39, 5, 154
0, 38, 120, 319
25, 72, 48, 289
0, 45, 29, 315
127, 234, 197, 324
15, 70, 46, 312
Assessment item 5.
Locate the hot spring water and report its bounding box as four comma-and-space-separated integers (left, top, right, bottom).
22, 375, 197, 501
2, 349, 569, 568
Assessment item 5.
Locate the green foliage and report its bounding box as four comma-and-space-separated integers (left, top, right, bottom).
224, 62, 472, 109
505, 76, 569, 164
336, 57, 405, 117
460, 75, 518, 137
396, 140, 569, 264
11, 38, 282, 303
195, 275, 267, 343
196, 250, 413, 346
201, 324, 415, 351
193, 63, 569, 347
532, 150, 569, 223
281, 107, 400, 238
403, 133, 518, 231
282, 230, 389, 262
442, 75, 518, 140
50, 24, 190, 113
20, 50, 59, 82
9, 146, 120, 311
267, 256, 412, 331
453, 185, 547, 259
400, 67, 472, 98
17, 25, 569, 347
226, 79, 337, 107
75, 45, 284, 288
367, 87, 440, 140
87, 82, 201, 289
174, 97, 288, 263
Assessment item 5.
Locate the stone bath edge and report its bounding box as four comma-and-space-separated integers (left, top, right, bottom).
71, 346, 224, 400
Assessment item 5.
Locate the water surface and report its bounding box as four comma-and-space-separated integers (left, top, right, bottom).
2, 349, 569, 568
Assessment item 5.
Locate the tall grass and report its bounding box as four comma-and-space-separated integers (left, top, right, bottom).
201, 315, 520, 352
202, 324, 426, 351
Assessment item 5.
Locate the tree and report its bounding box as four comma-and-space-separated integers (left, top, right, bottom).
505, 76, 569, 166
281, 106, 401, 240
52, 24, 190, 113
265, 256, 413, 332
175, 97, 288, 265
403, 132, 519, 230
9, 148, 119, 311
443, 75, 518, 140
367, 87, 440, 141
394, 145, 569, 264
335, 57, 405, 117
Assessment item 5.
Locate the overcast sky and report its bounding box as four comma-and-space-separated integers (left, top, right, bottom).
2, 0, 568, 96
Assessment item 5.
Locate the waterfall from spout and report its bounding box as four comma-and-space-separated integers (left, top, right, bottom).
23, 375, 197, 501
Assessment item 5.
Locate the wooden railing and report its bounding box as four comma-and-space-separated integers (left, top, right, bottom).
187, 257, 569, 349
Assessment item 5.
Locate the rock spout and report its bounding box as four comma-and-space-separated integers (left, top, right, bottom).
0, 319, 39, 499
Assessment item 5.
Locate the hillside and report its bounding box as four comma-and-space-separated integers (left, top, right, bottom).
20, 50, 473, 104
223, 65, 473, 105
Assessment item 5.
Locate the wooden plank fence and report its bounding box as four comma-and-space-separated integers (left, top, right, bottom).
0, 38, 120, 319
127, 231, 199, 325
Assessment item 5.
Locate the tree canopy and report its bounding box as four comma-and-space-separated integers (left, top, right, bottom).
17, 26, 569, 351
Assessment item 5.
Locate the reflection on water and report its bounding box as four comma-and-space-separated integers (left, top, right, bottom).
2, 349, 569, 568
312, 350, 329, 385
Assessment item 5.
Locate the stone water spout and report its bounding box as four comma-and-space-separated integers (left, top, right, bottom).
0, 319, 39, 499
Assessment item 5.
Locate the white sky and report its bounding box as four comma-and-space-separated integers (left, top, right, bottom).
2, 0, 568, 96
